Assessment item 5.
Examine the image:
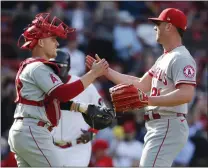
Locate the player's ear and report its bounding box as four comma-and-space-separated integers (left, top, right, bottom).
165, 23, 172, 32
38, 39, 44, 48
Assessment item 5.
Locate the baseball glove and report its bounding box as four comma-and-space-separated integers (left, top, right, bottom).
82, 105, 116, 130
109, 84, 148, 112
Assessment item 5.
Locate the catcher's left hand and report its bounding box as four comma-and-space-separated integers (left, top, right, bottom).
109, 84, 148, 112
82, 105, 116, 130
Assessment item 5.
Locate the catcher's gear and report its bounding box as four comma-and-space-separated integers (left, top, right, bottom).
110, 84, 148, 112
49, 49, 71, 80
82, 105, 116, 130
60, 102, 115, 130
44, 61, 60, 75
50, 49, 70, 65
18, 13, 75, 50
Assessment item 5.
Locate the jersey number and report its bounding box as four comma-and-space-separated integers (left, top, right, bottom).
151, 87, 161, 96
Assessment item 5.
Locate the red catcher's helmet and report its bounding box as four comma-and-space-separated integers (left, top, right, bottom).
18, 13, 75, 50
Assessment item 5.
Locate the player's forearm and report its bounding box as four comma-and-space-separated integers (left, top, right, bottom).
80, 70, 97, 89
105, 69, 151, 92
70, 102, 88, 114
148, 89, 194, 106
60, 101, 88, 114
53, 70, 100, 102
105, 68, 141, 85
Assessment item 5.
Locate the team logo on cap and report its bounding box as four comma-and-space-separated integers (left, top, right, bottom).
167, 17, 171, 21
183, 65, 195, 78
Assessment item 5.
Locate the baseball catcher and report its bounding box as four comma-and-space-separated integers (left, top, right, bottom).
8, 13, 109, 167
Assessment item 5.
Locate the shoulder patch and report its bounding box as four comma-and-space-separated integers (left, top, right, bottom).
183, 65, 195, 78
50, 73, 59, 83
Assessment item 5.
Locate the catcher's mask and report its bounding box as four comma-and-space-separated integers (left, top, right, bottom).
49, 49, 70, 81
18, 13, 75, 50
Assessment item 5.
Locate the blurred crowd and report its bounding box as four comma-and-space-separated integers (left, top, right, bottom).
1, 1, 208, 167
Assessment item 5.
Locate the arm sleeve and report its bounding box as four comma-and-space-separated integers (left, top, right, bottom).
59, 101, 73, 110
32, 64, 63, 94
170, 57, 197, 87
50, 80, 84, 102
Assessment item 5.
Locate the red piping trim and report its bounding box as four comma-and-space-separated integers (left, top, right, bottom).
29, 126, 51, 167
176, 83, 196, 88
175, 80, 197, 88
176, 80, 196, 83
148, 71, 154, 77
153, 119, 169, 167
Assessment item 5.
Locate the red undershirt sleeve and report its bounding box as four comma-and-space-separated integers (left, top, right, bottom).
50, 79, 84, 102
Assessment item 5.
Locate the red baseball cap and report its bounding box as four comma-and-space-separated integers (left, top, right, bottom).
92, 139, 109, 152
148, 8, 187, 31
123, 121, 136, 133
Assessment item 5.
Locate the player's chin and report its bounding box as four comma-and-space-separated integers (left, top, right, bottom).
50, 52, 57, 58
156, 37, 162, 44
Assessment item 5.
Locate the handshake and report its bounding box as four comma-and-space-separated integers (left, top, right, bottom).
86, 55, 149, 112
86, 54, 109, 78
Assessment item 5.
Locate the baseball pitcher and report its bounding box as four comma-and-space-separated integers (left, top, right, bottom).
86, 8, 197, 167
8, 13, 109, 167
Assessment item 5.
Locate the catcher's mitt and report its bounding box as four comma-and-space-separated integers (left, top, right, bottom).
109, 84, 148, 112
82, 105, 116, 130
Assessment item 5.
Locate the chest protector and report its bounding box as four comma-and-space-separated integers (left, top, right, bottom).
15, 58, 61, 126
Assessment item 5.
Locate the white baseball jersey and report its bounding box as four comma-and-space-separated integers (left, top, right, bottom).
52, 75, 103, 142
14, 58, 63, 124
146, 46, 196, 114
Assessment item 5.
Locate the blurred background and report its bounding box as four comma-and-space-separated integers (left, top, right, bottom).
1, 1, 208, 167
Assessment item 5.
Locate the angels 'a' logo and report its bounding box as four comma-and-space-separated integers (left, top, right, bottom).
50, 74, 59, 83
183, 65, 195, 78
